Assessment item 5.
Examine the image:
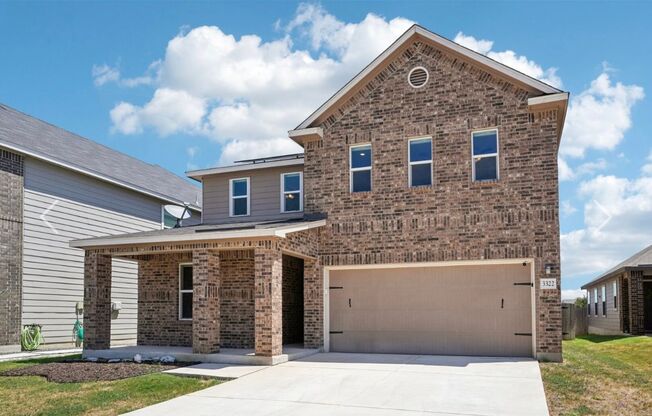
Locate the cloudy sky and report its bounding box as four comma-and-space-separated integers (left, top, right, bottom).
1, 1, 650, 298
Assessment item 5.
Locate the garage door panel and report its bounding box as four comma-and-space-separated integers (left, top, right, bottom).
329, 263, 533, 357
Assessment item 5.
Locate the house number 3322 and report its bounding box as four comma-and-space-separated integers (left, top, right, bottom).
540, 278, 557, 289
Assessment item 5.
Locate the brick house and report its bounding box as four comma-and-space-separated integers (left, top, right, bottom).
582, 244, 652, 336
72, 25, 569, 363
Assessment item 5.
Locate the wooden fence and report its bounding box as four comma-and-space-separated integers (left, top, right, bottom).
562, 303, 588, 339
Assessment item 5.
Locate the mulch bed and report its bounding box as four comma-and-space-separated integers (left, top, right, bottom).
1, 361, 182, 383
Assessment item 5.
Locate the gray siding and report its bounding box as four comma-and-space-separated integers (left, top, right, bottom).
22, 158, 167, 347
587, 277, 622, 335
202, 166, 304, 224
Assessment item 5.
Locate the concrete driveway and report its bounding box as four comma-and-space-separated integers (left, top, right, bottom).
127, 353, 549, 416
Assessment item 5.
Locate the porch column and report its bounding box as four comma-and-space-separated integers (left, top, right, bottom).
192, 249, 221, 354
83, 251, 112, 350
304, 258, 323, 349
628, 270, 645, 335
254, 247, 283, 356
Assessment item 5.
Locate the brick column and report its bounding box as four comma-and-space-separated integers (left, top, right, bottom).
304, 258, 323, 349
628, 270, 645, 335
83, 252, 112, 350
254, 247, 283, 356
192, 249, 221, 354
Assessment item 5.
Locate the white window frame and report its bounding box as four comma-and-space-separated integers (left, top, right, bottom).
601, 285, 607, 317
178, 263, 193, 321
229, 177, 250, 217
349, 143, 372, 193
613, 280, 618, 309
471, 128, 500, 182
280, 172, 303, 213
408, 137, 433, 187
593, 288, 598, 316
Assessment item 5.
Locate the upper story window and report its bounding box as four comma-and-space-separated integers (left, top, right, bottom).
281, 172, 303, 213
601, 285, 607, 316
613, 280, 618, 309
350, 144, 372, 193
472, 129, 499, 181
408, 138, 433, 187
179, 264, 193, 320
229, 177, 250, 217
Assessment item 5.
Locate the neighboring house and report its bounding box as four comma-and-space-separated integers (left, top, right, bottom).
72, 25, 568, 362
0, 104, 201, 353
582, 244, 652, 335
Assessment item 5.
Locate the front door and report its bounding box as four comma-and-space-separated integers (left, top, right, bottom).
644, 282, 652, 333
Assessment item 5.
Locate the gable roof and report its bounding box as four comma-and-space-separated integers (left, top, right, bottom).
294, 24, 563, 132
0, 103, 201, 210
581, 244, 652, 289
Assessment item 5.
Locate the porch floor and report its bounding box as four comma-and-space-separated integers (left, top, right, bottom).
82, 344, 320, 366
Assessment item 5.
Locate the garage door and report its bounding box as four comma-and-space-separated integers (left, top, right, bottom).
329, 263, 533, 357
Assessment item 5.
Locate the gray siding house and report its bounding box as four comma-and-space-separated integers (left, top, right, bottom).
582, 244, 652, 336
0, 104, 201, 352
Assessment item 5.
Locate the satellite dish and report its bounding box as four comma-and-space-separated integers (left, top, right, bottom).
164, 204, 191, 228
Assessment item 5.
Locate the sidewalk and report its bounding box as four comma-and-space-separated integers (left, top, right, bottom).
0, 348, 81, 363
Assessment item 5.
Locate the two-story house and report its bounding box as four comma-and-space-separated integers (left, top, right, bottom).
72, 25, 568, 363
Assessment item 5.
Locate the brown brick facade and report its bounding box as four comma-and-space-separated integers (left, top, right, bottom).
83, 252, 112, 350
628, 270, 645, 335
192, 249, 221, 353
254, 248, 283, 356
303, 41, 561, 357
220, 250, 255, 348
0, 149, 23, 351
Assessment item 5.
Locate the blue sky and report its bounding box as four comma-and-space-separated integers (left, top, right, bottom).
1, 1, 651, 296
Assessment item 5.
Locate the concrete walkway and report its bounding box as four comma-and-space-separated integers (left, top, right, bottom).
126, 353, 550, 416
164, 363, 268, 380
0, 348, 81, 363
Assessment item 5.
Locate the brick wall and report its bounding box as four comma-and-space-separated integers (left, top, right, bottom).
303, 41, 562, 356
282, 255, 304, 345
0, 149, 23, 350
220, 250, 255, 348
137, 253, 193, 346
628, 270, 645, 335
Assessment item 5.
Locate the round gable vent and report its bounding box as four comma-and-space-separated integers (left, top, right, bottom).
408, 66, 429, 88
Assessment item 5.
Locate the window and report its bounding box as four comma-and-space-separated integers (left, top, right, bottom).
350, 144, 372, 192
281, 172, 303, 213
162, 206, 177, 229
409, 138, 432, 187
593, 288, 598, 316
472, 130, 499, 181
179, 264, 193, 320
587, 291, 591, 316
602, 285, 607, 316
613, 280, 618, 309
229, 177, 250, 217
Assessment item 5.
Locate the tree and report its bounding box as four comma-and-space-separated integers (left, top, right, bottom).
575, 296, 587, 308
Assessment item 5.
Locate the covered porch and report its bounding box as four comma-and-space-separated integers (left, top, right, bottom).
70, 219, 324, 365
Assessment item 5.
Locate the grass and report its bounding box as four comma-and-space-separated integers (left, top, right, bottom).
540, 335, 652, 416
0, 355, 219, 416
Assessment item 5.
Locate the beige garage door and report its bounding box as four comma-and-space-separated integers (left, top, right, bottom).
329, 263, 533, 357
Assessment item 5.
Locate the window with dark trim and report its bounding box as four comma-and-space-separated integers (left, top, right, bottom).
587, 291, 591, 316
602, 285, 607, 316
593, 288, 598, 316
179, 264, 193, 320
613, 280, 618, 309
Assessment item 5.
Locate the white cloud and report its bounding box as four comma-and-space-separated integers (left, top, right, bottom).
92, 63, 155, 88
561, 289, 586, 301
561, 73, 644, 158
561, 172, 652, 278
642, 150, 652, 176
561, 200, 577, 217
92, 64, 120, 86
107, 4, 414, 157
453, 32, 562, 88
186, 146, 199, 158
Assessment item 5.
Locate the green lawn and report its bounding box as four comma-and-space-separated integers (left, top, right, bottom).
0, 355, 218, 416
540, 335, 652, 416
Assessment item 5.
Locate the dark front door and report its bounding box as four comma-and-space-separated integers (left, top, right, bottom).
645, 282, 652, 333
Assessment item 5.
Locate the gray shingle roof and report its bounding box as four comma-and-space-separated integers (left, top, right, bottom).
582, 244, 652, 288
0, 103, 201, 209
